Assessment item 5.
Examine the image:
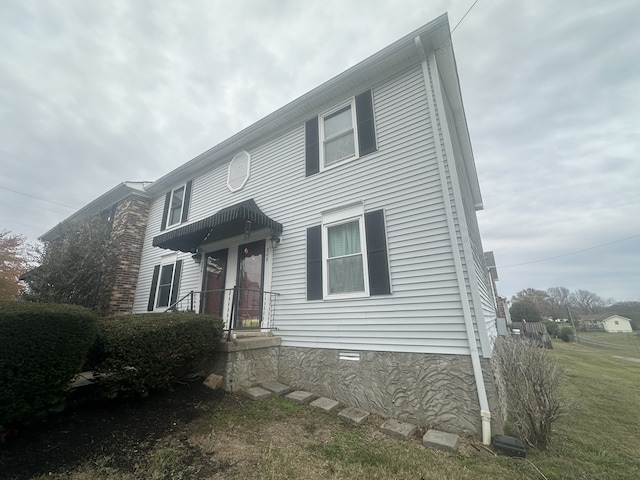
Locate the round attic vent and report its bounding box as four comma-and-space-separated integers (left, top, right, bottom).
227, 150, 251, 192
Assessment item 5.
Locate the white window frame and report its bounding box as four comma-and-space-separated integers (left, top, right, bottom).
166, 184, 186, 229
154, 254, 179, 310
319, 98, 359, 171
321, 203, 369, 299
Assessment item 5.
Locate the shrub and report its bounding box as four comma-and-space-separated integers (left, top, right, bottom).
559, 326, 574, 342
492, 336, 569, 450
543, 320, 559, 337
89, 312, 224, 398
0, 302, 97, 430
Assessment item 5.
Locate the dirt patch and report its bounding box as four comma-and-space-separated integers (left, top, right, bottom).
0, 382, 228, 479
1, 384, 496, 480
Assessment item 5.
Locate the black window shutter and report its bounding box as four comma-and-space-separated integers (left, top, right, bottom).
181, 180, 192, 223
306, 225, 323, 300
365, 210, 391, 295
147, 265, 160, 311
305, 117, 320, 177
170, 260, 183, 307
355, 89, 377, 157
160, 192, 171, 231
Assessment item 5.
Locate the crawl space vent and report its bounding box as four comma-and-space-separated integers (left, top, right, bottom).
339, 351, 361, 361
227, 150, 251, 192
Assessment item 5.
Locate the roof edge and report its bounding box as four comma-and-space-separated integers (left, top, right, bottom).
146, 13, 451, 194
40, 182, 152, 241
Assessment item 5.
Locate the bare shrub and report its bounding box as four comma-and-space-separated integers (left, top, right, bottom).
492, 336, 569, 450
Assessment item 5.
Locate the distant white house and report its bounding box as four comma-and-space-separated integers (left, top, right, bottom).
602, 315, 633, 333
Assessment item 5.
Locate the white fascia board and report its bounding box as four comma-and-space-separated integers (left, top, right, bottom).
433, 39, 483, 210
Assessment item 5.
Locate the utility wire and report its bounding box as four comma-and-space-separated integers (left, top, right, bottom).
500, 233, 640, 268
437, 0, 480, 50
451, 0, 480, 35
0, 185, 77, 209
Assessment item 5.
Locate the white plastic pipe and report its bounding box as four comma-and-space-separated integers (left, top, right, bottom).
415, 35, 492, 445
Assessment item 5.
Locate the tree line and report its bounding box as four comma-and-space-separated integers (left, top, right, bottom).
509, 286, 640, 329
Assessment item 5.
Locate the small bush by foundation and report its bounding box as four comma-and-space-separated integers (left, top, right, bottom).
89, 312, 224, 398
0, 302, 97, 430
493, 336, 569, 450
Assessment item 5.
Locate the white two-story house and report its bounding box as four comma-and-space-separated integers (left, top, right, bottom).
42, 14, 501, 440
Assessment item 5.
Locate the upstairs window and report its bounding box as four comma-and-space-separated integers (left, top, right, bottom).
160, 180, 192, 231
321, 103, 357, 167
305, 89, 377, 176
168, 186, 185, 227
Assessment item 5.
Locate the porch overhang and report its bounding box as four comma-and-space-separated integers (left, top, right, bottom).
152, 198, 283, 253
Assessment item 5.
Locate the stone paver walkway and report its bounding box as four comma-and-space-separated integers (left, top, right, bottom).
242, 382, 440, 451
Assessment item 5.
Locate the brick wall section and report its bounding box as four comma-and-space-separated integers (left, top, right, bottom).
106, 194, 151, 314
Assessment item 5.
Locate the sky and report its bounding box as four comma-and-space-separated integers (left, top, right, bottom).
1, 0, 639, 302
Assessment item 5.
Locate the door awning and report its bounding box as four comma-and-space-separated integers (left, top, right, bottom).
152, 198, 283, 253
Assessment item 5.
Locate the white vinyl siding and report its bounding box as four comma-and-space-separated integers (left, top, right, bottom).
437, 67, 497, 352
133, 63, 487, 356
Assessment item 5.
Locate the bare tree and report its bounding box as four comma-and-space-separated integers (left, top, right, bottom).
547, 286, 570, 319
569, 289, 607, 314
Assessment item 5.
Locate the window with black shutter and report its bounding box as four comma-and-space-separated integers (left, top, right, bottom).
306, 206, 390, 300
147, 259, 183, 311
305, 89, 377, 176
160, 180, 193, 230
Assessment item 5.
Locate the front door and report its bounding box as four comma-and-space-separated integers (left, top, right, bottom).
235, 240, 265, 328
202, 249, 228, 316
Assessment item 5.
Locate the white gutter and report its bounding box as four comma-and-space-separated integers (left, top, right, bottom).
415, 36, 492, 445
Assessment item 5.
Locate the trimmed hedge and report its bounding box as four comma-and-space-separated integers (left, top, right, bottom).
89, 312, 224, 398
0, 302, 97, 430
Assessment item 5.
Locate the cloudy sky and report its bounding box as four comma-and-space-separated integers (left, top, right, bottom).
1, 0, 638, 301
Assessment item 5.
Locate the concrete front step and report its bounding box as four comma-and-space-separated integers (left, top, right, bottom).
232, 330, 273, 338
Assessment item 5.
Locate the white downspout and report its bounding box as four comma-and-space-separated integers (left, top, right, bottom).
415, 36, 492, 445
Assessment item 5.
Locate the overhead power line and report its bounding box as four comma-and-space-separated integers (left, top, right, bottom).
438, 0, 480, 50
500, 233, 640, 268
451, 0, 480, 35
0, 185, 77, 209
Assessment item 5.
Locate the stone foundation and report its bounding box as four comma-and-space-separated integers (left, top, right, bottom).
211, 336, 280, 393
213, 339, 502, 436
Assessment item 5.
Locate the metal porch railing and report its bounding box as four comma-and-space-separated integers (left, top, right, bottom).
166, 286, 279, 334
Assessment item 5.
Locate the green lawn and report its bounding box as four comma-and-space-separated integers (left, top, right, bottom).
577, 330, 640, 352
30, 340, 640, 479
